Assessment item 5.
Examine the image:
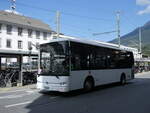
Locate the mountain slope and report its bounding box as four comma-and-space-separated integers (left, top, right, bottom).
110, 21, 150, 55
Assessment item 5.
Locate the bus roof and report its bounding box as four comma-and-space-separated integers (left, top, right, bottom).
42, 35, 133, 52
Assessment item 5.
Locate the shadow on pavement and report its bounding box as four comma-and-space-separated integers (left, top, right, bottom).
25, 77, 150, 113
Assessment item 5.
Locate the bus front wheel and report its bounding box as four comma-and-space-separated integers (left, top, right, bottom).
84, 78, 94, 92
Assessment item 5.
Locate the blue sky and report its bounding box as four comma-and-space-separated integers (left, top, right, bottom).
0, 0, 150, 42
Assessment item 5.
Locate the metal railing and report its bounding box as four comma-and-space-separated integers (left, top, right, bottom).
0, 69, 37, 88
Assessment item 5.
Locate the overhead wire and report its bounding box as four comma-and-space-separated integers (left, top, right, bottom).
0, 0, 117, 39
16, 1, 113, 22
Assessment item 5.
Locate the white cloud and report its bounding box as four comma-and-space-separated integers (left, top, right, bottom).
137, 5, 150, 15
136, 0, 150, 15
136, 0, 150, 6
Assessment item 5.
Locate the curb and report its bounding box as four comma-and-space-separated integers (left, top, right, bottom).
0, 87, 12, 92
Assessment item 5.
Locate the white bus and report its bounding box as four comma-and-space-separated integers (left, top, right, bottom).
37, 37, 134, 92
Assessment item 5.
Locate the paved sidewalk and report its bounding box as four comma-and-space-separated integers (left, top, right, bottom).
135, 71, 150, 76
0, 84, 36, 93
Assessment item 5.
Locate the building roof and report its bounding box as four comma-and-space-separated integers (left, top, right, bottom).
0, 10, 51, 32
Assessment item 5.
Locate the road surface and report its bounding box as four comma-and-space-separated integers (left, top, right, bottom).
0, 72, 150, 113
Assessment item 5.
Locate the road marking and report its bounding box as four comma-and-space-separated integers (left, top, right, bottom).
4, 96, 58, 108
5, 101, 33, 108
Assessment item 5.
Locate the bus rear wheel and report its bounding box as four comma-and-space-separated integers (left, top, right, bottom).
84, 78, 94, 92
120, 74, 126, 85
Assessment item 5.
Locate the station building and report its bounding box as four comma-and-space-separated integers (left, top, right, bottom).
0, 10, 53, 69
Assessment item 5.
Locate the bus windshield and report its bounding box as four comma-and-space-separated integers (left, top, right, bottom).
40, 41, 69, 76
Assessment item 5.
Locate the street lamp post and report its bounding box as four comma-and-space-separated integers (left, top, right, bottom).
116, 11, 121, 48
139, 27, 142, 57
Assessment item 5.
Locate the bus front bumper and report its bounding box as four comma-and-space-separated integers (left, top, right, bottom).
37, 82, 69, 92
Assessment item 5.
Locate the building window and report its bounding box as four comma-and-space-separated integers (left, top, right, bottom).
6, 39, 11, 48
18, 40, 23, 49
36, 31, 40, 39
28, 41, 32, 50
36, 42, 39, 50
0, 24, 2, 33
0, 38, 2, 47
18, 27, 23, 36
28, 29, 32, 38
43, 32, 47, 40
7, 25, 12, 35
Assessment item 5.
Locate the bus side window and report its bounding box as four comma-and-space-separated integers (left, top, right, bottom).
106, 49, 119, 69
70, 42, 90, 71
71, 54, 81, 70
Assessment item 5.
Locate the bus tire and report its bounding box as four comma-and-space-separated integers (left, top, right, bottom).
120, 74, 126, 85
84, 77, 94, 92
